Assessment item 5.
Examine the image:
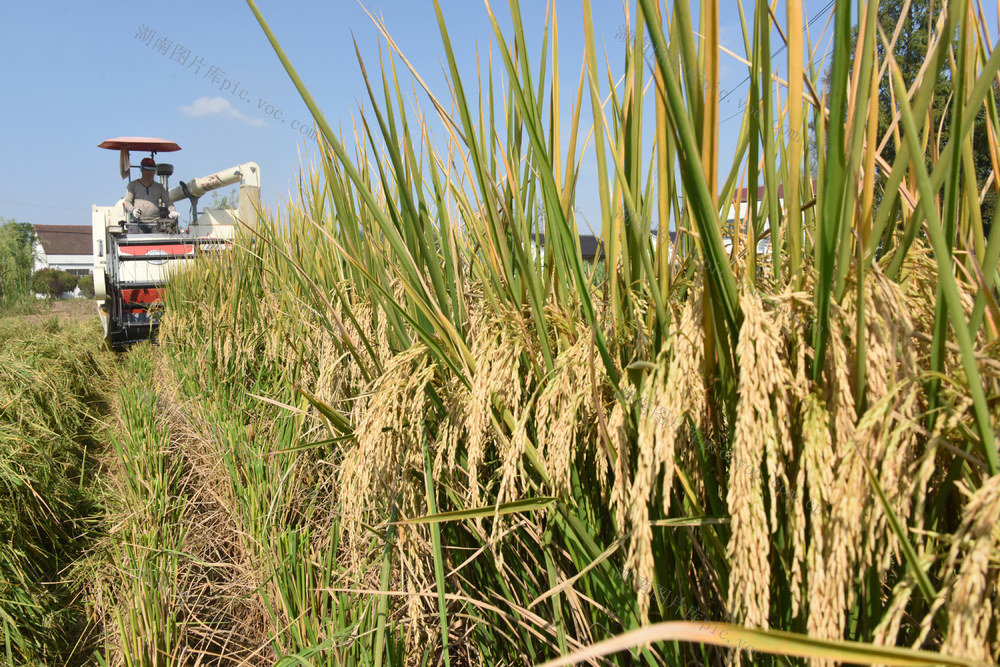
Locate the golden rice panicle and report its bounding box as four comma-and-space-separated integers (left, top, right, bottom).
864, 390, 920, 580
860, 268, 919, 406
536, 328, 604, 496
872, 574, 918, 649
801, 392, 837, 647
804, 301, 860, 648
847, 272, 923, 585
496, 408, 530, 510
432, 373, 470, 481
398, 552, 431, 655
490, 409, 532, 573
339, 345, 435, 560
841, 389, 913, 621
726, 291, 784, 629
624, 297, 704, 621
310, 298, 366, 397
344, 342, 440, 636
463, 310, 528, 508
592, 403, 611, 502
882, 402, 966, 649
822, 297, 858, 460
759, 289, 801, 531
653, 295, 706, 515
664, 292, 707, 501
347, 300, 394, 379
606, 400, 630, 532
315, 329, 351, 417
773, 289, 815, 618
941, 474, 1000, 661
911, 396, 971, 526
900, 251, 979, 366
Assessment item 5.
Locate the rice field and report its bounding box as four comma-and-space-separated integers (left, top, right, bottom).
0, 313, 111, 662
4, 0, 1000, 664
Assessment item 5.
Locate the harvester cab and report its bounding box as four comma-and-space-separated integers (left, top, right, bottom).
91, 137, 260, 348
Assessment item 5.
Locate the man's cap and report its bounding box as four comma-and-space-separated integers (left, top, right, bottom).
140, 157, 156, 171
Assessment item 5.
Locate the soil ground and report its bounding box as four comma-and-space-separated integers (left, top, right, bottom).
12, 298, 99, 326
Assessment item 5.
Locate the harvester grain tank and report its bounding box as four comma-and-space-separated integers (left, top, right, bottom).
92, 137, 260, 347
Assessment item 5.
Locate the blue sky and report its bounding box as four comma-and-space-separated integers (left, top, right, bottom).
1, 1, 987, 229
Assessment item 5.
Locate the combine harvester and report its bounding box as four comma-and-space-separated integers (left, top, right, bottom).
91, 137, 260, 347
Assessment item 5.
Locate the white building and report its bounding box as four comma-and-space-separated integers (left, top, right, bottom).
33, 225, 92, 277
723, 184, 787, 257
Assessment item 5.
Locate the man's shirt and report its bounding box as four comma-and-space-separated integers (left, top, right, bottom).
124, 179, 174, 219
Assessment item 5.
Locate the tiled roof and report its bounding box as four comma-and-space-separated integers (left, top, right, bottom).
33, 225, 91, 255
531, 231, 676, 260
731, 180, 817, 203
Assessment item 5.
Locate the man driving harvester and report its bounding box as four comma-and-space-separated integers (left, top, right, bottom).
123, 157, 180, 233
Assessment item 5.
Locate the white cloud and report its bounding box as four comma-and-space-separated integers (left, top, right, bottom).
180, 96, 265, 127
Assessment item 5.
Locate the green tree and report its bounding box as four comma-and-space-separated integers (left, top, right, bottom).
971, 81, 1000, 234
828, 0, 998, 228
206, 186, 239, 210
0, 219, 37, 312
32, 268, 78, 299
78, 274, 95, 298
870, 0, 952, 170
821, 0, 950, 170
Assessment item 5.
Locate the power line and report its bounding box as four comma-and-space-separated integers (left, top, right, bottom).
717, 0, 835, 105
718, 45, 830, 127
0, 198, 84, 214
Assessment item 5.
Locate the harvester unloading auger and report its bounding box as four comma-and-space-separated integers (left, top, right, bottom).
92, 137, 260, 347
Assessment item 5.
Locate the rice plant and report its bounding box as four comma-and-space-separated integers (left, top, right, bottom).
145, 0, 1000, 663
0, 220, 37, 315
0, 316, 110, 664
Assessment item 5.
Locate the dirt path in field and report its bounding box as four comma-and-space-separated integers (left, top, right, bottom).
15, 298, 99, 326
